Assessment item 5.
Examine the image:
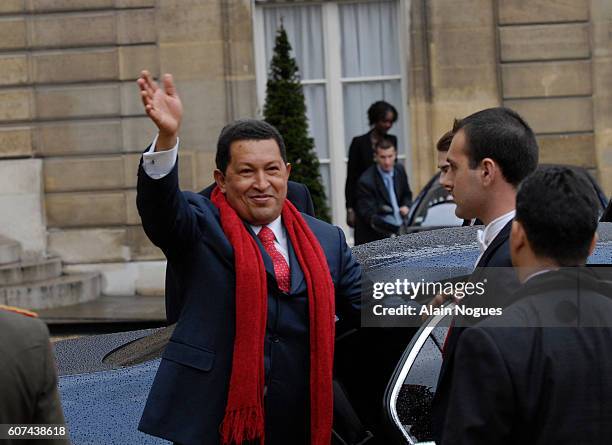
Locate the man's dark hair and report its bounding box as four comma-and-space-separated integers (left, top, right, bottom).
374, 137, 396, 152
436, 130, 454, 152
367, 101, 398, 126
216, 119, 287, 173
452, 107, 538, 186
516, 166, 599, 266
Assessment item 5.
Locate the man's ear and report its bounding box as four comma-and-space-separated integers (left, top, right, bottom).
213, 169, 226, 193
285, 163, 291, 178
510, 220, 526, 266
588, 232, 598, 257
480, 158, 497, 186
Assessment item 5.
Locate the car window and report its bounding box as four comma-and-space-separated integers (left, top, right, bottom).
384, 309, 452, 444
412, 181, 463, 228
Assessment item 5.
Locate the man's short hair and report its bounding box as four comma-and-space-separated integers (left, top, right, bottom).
436, 130, 454, 152
374, 137, 396, 152
452, 107, 538, 186
516, 166, 599, 266
367, 101, 398, 126
216, 119, 287, 173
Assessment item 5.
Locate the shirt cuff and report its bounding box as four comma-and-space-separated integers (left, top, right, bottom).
142, 134, 179, 179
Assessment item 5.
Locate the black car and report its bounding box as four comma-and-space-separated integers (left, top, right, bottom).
55, 223, 612, 444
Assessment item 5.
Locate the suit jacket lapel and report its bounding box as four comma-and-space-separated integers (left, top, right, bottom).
288, 240, 306, 294
393, 166, 402, 202
475, 219, 513, 268
374, 169, 392, 207
441, 220, 514, 379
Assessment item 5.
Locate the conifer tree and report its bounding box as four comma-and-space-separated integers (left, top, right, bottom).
263, 24, 331, 222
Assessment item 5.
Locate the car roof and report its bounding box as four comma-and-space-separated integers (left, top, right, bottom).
55, 223, 612, 375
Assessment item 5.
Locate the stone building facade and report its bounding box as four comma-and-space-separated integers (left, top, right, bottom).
0, 0, 610, 299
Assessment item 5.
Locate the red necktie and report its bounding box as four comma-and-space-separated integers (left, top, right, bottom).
258, 226, 290, 293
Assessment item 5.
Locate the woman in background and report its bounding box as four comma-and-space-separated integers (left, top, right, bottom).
345, 101, 398, 228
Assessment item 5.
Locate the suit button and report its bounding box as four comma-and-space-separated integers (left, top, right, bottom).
271, 336, 280, 343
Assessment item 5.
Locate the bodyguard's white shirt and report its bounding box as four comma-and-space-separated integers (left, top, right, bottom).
142, 135, 289, 263
474, 210, 516, 267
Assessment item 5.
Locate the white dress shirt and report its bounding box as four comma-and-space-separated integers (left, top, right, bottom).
474, 210, 516, 267
142, 135, 290, 263
141, 134, 179, 179
250, 216, 290, 264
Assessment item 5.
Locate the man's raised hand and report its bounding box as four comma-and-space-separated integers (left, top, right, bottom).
137, 70, 183, 151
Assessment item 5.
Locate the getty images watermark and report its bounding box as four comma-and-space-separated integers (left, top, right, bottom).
360, 266, 612, 328
370, 278, 500, 319
360, 267, 503, 327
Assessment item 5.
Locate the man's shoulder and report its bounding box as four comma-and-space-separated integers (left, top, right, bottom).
358, 165, 378, 185
0, 310, 48, 348
301, 213, 337, 231
478, 223, 513, 268
351, 132, 371, 145
300, 214, 344, 244
184, 191, 220, 216
394, 163, 407, 176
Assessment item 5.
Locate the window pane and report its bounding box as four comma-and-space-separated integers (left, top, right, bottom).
304, 84, 329, 159
339, 1, 400, 77
263, 5, 324, 80
343, 80, 405, 155
319, 163, 332, 210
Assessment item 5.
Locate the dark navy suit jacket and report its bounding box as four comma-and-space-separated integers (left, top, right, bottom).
136, 159, 361, 445
442, 268, 612, 444
164, 180, 315, 324
431, 220, 519, 443
354, 163, 412, 245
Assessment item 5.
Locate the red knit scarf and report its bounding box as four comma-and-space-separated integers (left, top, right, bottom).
211, 187, 335, 445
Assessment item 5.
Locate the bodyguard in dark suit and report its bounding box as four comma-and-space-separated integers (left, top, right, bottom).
431, 107, 539, 442
442, 166, 612, 444
165, 180, 315, 324
345, 101, 398, 227
0, 308, 69, 445
135, 71, 361, 445
354, 138, 411, 245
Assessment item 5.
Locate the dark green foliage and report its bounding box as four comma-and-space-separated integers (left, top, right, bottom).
263, 24, 331, 222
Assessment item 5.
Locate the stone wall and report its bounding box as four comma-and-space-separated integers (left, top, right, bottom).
498, 0, 597, 175
0, 0, 257, 295
410, 0, 612, 197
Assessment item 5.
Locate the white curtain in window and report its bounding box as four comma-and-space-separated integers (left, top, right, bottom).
304, 84, 332, 207
339, 1, 405, 156
263, 6, 325, 80
304, 84, 329, 159
339, 1, 400, 77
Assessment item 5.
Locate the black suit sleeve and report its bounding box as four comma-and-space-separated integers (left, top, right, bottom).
441, 327, 514, 445
293, 182, 315, 217
355, 175, 379, 227
397, 164, 412, 208
137, 148, 202, 253
390, 134, 398, 150
345, 137, 362, 210
334, 226, 362, 327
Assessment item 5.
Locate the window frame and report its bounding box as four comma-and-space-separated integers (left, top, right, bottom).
252, 0, 411, 230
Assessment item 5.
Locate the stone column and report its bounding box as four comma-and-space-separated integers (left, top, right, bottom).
409, 0, 500, 190
591, 0, 612, 196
